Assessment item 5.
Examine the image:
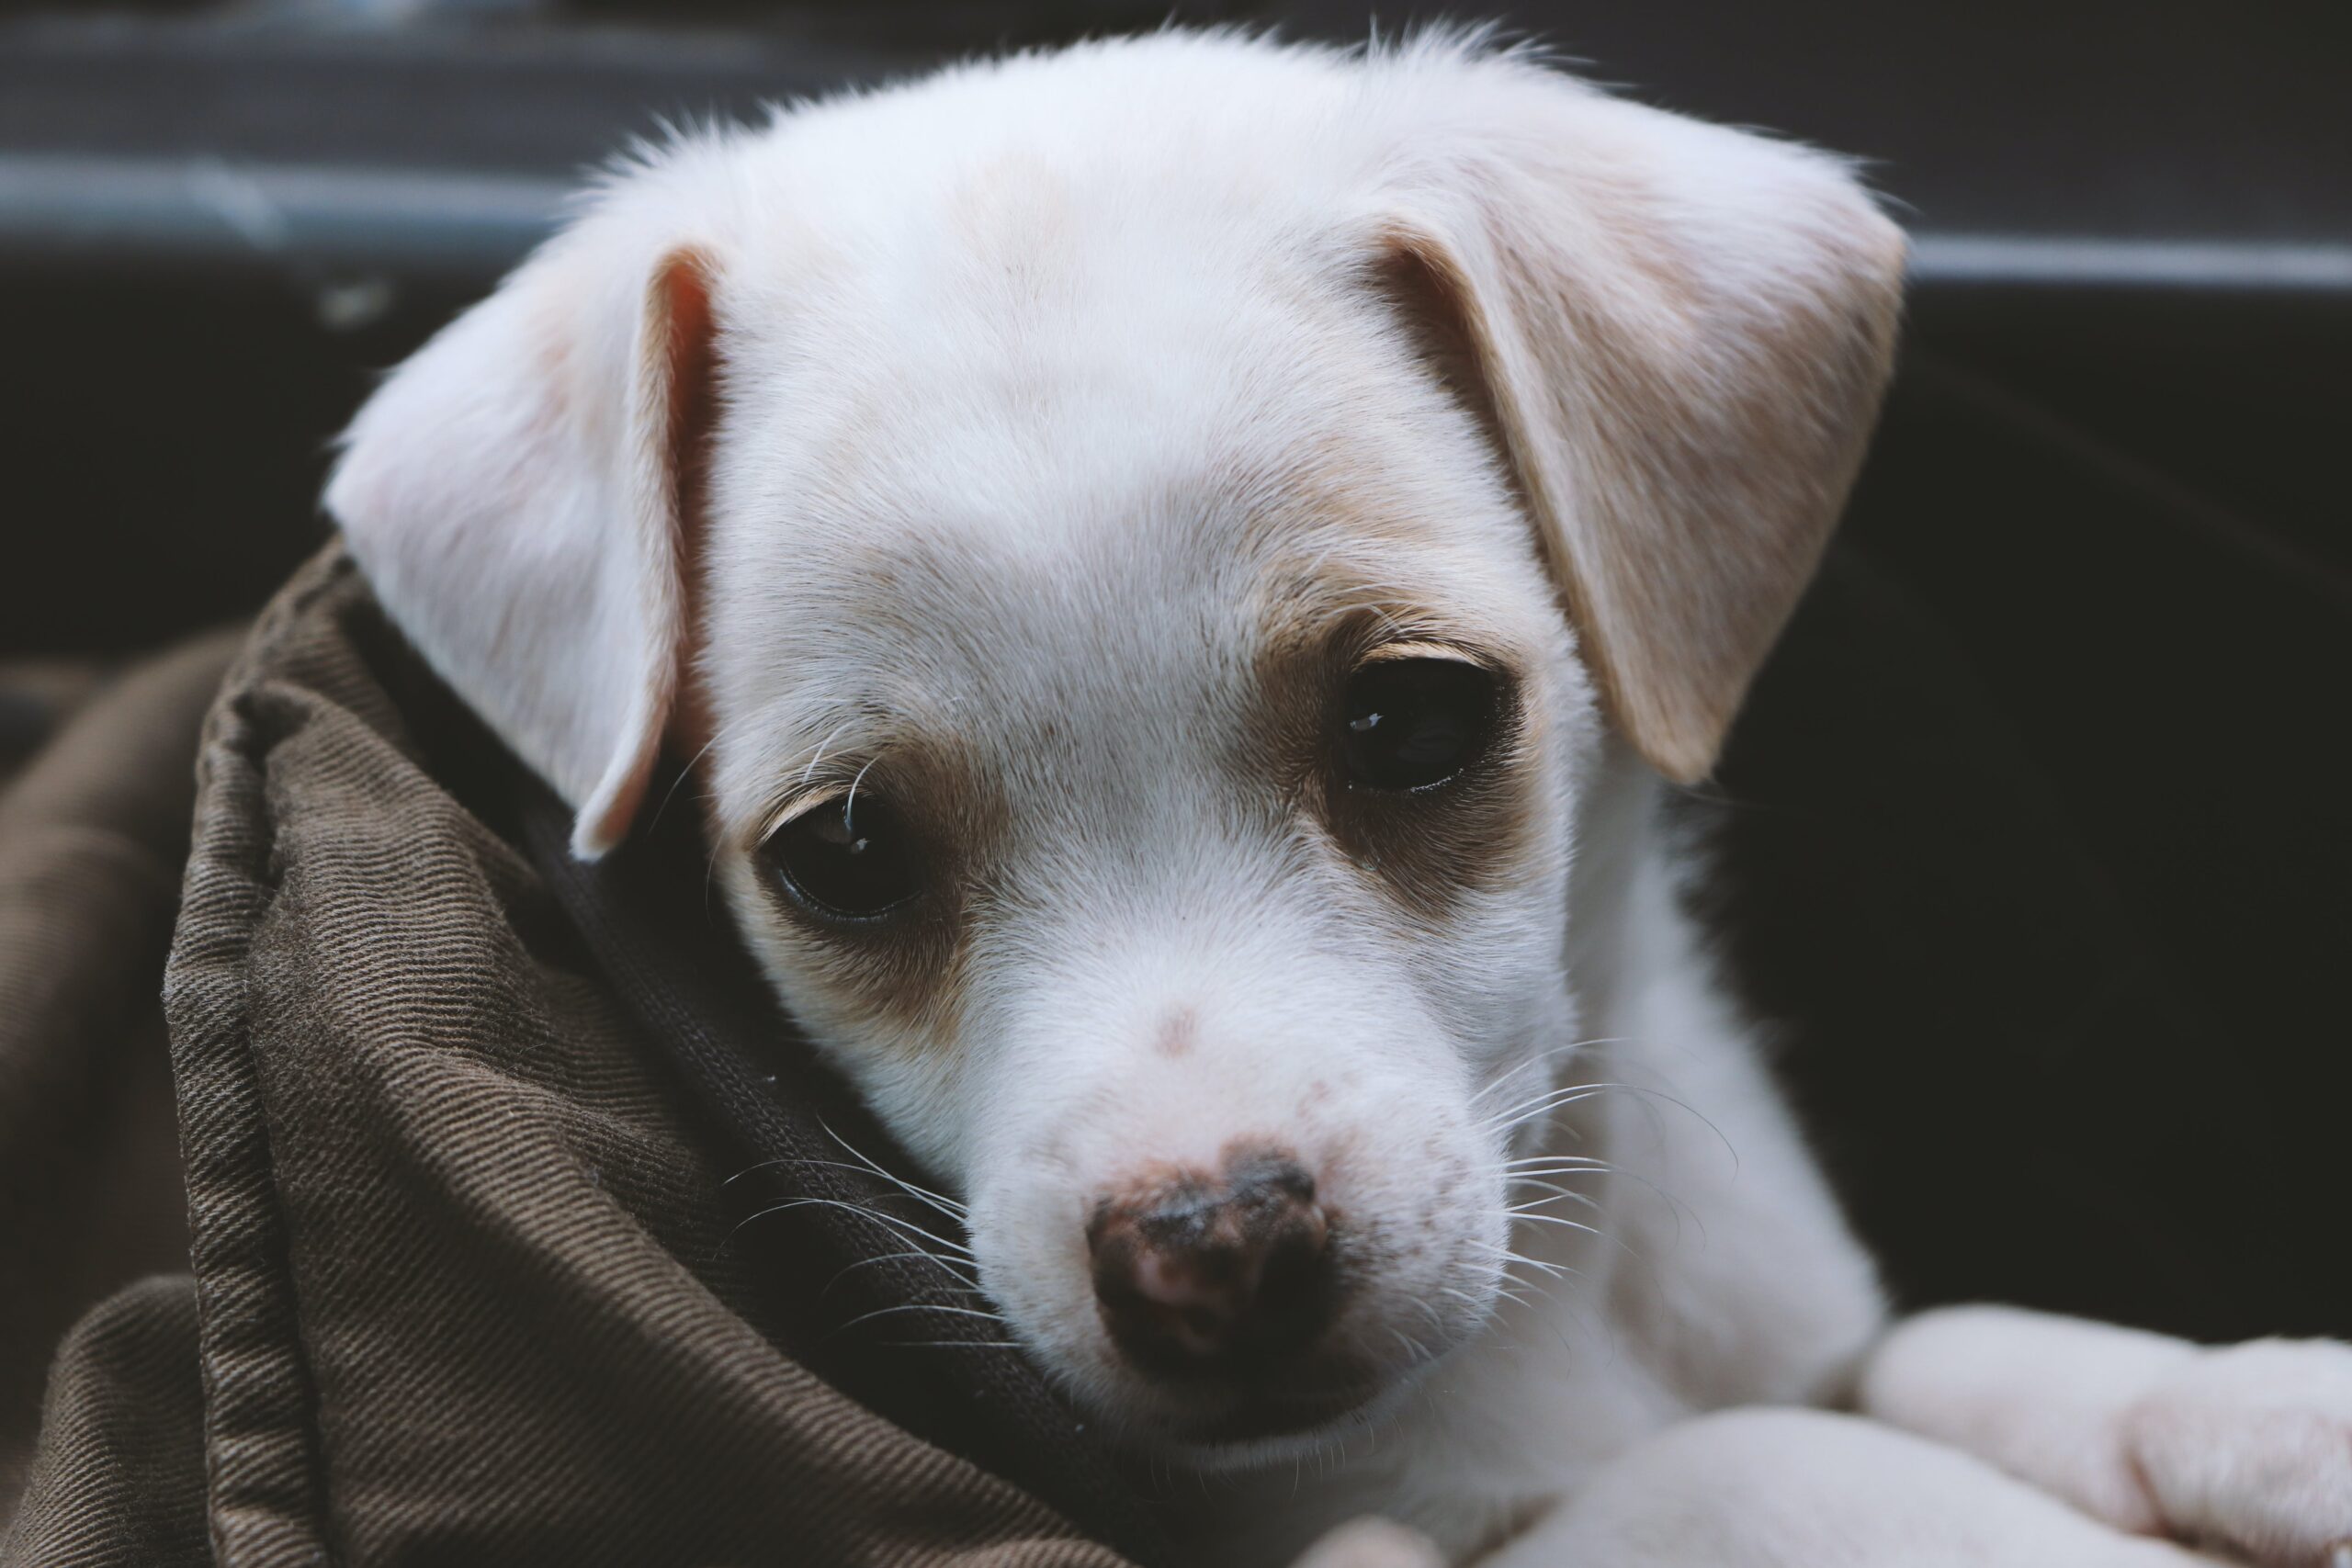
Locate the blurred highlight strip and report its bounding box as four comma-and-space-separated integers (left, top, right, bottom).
1909, 232, 2352, 291
2, 152, 2349, 295
0, 154, 568, 281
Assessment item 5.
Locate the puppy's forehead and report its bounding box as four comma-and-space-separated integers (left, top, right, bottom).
707, 475, 1517, 811
702, 173, 1554, 829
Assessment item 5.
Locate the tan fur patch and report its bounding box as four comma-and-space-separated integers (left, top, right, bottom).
1155, 1008, 1200, 1058
745, 728, 1005, 1050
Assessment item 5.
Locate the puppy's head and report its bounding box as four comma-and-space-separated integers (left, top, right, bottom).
328, 36, 1902, 1456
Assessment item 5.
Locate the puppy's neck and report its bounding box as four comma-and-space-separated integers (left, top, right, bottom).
1562, 738, 1676, 1032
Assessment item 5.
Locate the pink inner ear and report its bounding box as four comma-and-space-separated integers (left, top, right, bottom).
658, 250, 723, 774
571, 249, 725, 862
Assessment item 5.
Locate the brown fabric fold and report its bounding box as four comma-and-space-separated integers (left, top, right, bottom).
3, 549, 1137, 1567
3, 1278, 209, 1566
0, 629, 239, 1520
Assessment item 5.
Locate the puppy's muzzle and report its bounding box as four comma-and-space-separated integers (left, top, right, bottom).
1087, 1145, 1338, 1378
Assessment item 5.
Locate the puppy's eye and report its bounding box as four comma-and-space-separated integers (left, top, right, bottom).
762, 794, 924, 920
1340, 656, 1497, 792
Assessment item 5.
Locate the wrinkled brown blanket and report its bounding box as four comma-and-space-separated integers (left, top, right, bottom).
0, 631, 235, 1524
0, 550, 1144, 1566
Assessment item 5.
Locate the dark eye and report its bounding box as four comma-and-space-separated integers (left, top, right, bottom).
1340, 656, 1498, 792
761, 792, 924, 920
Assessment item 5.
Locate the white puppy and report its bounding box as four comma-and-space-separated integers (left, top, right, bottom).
324, 31, 2352, 1568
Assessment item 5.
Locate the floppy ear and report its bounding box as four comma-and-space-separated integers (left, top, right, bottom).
1372, 61, 1906, 781
325, 215, 721, 858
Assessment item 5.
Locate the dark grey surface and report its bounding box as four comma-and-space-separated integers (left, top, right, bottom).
4, 4, 2346, 264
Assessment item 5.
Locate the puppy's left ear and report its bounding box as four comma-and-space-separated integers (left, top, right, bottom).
326, 214, 722, 858
1370, 58, 1907, 781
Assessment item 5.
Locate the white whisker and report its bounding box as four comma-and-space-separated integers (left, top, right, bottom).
820, 1249, 988, 1297
1506, 1179, 1603, 1213
885, 1340, 1026, 1350
731, 1194, 977, 1262
834, 1301, 1007, 1335
1468, 1038, 1631, 1106
1509, 1211, 1603, 1236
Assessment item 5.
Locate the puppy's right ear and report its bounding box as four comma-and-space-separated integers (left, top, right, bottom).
1364, 55, 1905, 784
326, 214, 721, 859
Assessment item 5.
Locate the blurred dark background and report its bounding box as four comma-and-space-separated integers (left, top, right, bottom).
1, 1, 2344, 1340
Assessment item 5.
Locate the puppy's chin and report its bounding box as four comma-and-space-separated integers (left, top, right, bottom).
1115, 1350, 1450, 1472
1045, 1294, 1485, 1472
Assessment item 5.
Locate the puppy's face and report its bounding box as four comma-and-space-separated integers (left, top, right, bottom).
695, 254, 1599, 1443
327, 36, 1903, 1460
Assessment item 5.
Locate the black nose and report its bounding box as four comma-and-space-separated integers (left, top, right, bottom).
1087, 1146, 1337, 1376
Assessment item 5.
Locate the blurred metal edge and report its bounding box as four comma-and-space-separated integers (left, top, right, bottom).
0, 155, 568, 283
5, 153, 2351, 295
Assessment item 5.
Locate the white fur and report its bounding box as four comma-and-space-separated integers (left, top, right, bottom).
327, 30, 2352, 1568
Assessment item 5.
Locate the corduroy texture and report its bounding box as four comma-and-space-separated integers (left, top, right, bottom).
0, 630, 240, 1521
3, 549, 1143, 1567
3, 1279, 209, 1565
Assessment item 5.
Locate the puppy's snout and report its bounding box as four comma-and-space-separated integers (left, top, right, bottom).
1087, 1146, 1337, 1376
